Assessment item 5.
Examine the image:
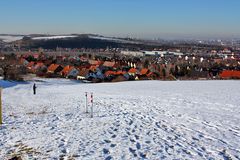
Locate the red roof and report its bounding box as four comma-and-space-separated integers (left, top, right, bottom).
79, 68, 89, 77
103, 61, 115, 67
104, 71, 116, 76
128, 68, 137, 73
33, 53, 39, 59
36, 62, 44, 67
27, 62, 35, 68
116, 71, 126, 75
61, 65, 75, 76
220, 70, 240, 79
140, 68, 149, 75
89, 65, 98, 71
48, 64, 61, 73
89, 60, 102, 65
147, 72, 156, 77
19, 58, 28, 65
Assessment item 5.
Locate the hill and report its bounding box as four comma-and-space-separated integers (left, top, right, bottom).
0, 79, 240, 159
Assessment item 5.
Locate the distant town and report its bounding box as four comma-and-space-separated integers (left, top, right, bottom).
0, 34, 240, 82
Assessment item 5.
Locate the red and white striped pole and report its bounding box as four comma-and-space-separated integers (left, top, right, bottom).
90, 93, 93, 118
85, 92, 88, 113
0, 88, 2, 125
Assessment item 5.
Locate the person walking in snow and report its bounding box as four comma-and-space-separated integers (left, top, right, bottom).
33, 83, 37, 95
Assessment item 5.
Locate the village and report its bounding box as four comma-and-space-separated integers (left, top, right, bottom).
0, 47, 240, 82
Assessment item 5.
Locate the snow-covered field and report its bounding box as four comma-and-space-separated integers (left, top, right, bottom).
0, 79, 240, 159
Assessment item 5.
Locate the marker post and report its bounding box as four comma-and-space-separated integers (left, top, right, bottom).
0, 88, 2, 125
85, 92, 88, 113
91, 93, 93, 118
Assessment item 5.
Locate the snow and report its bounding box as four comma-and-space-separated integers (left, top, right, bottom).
0, 79, 240, 159
0, 36, 24, 42
32, 35, 78, 40
89, 36, 140, 44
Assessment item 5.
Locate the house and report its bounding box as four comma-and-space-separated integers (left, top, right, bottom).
67, 68, 79, 79
128, 68, 138, 76
95, 68, 104, 80
127, 68, 139, 80
26, 62, 35, 72
60, 65, 79, 78
104, 71, 116, 77
103, 61, 116, 68
0, 67, 4, 76
86, 71, 98, 81
0, 55, 5, 60
123, 72, 130, 80
80, 56, 88, 62
89, 65, 98, 72
116, 70, 127, 75
104, 71, 116, 81
19, 58, 29, 66
77, 68, 89, 80
112, 70, 128, 82
47, 64, 63, 74
138, 68, 150, 80
140, 68, 150, 75
61, 65, 74, 77
42, 59, 53, 66
189, 70, 209, 79
33, 53, 40, 60
89, 60, 102, 66
147, 72, 159, 80
220, 70, 240, 79
34, 62, 47, 72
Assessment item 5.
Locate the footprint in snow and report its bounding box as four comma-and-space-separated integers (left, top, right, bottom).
105, 156, 112, 160
192, 136, 200, 141
103, 148, 110, 154
104, 140, 111, 144
110, 144, 116, 148
111, 134, 116, 138
129, 119, 133, 125
135, 135, 139, 140
136, 142, 141, 150
139, 152, 147, 159
59, 154, 66, 160
129, 147, 137, 157
126, 131, 131, 136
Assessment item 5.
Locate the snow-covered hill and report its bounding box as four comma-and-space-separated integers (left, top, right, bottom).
31, 35, 78, 40
88, 35, 141, 44
0, 79, 240, 159
0, 35, 24, 42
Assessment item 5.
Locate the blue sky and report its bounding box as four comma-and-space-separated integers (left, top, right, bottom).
0, 0, 240, 39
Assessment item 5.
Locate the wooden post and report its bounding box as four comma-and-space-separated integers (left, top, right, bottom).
0, 88, 2, 125
85, 92, 88, 113
91, 93, 93, 118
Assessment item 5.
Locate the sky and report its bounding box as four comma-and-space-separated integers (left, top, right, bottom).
0, 0, 240, 39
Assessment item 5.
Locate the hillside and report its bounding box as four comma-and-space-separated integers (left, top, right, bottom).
1, 34, 225, 50
6, 34, 148, 50
0, 79, 240, 159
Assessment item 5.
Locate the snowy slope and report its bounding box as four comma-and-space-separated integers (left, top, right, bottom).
88, 36, 141, 44
32, 35, 78, 40
0, 79, 240, 159
0, 36, 24, 42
